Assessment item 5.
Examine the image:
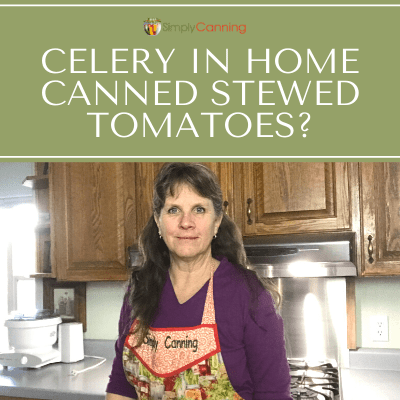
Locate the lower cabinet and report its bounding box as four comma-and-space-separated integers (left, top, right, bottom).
0, 397, 45, 400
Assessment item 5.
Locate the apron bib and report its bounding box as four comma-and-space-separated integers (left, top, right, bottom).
122, 270, 244, 400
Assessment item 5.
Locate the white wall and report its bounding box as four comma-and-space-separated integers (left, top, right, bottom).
356, 277, 400, 348
0, 162, 33, 203
84, 281, 127, 340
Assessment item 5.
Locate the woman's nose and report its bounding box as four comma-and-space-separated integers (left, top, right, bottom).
179, 212, 194, 229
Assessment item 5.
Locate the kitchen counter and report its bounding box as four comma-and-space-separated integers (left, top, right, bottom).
340, 348, 400, 400
0, 340, 114, 400
341, 368, 400, 400
2, 344, 400, 400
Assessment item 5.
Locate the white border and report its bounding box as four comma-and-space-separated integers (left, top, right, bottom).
1, 2, 397, 159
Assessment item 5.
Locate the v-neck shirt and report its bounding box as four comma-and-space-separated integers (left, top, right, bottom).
155, 266, 212, 327
106, 256, 292, 400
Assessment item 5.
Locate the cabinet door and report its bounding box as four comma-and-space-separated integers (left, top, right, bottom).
360, 163, 400, 275
51, 163, 136, 281
134, 162, 236, 240
204, 162, 235, 221
236, 162, 351, 236
135, 162, 165, 238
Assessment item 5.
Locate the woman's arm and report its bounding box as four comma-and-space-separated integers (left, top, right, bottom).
105, 300, 138, 399
244, 290, 292, 400
105, 393, 134, 400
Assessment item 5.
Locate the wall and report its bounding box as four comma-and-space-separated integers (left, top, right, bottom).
84, 275, 400, 349
0, 163, 34, 351
356, 277, 400, 349
84, 281, 127, 340
0, 163, 33, 204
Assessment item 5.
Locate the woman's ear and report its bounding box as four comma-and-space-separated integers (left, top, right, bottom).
215, 214, 223, 234
154, 214, 160, 230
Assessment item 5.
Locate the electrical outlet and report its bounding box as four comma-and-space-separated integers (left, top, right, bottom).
370, 315, 389, 342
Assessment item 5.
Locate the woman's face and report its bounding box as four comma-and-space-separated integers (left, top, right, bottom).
155, 184, 222, 263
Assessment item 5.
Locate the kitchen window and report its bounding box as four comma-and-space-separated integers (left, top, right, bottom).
0, 201, 37, 352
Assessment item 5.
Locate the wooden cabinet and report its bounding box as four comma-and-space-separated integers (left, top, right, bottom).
24, 162, 54, 279
47, 161, 234, 281
51, 163, 136, 281
134, 162, 164, 235
234, 162, 352, 236
0, 397, 43, 400
360, 163, 400, 276
45, 161, 400, 280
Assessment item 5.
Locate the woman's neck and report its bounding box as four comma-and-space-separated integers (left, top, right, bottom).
169, 254, 219, 304
170, 252, 216, 274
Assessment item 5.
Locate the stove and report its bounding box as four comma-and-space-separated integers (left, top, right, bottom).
289, 359, 340, 400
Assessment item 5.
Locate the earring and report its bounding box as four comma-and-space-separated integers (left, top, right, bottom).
214, 233, 217, 239
159, 231, 162, 239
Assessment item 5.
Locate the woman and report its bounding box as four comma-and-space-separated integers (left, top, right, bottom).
106, 163, 292, 400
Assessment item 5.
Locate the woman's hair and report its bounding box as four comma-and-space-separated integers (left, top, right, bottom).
126, 162, 281, 345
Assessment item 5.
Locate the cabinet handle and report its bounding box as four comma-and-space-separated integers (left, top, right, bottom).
367, 235, 374, 264
246, 198, 253, 225
223, 201, 229, 214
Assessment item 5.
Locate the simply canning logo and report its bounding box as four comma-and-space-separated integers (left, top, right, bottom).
163, 21, 246, 34
144, 18, 162, 36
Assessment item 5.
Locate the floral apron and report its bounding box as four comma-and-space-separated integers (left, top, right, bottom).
122, 270, 244, 400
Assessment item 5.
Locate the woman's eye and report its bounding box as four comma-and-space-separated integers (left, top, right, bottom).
195, 206, 205, 213
168, 207, 179, 214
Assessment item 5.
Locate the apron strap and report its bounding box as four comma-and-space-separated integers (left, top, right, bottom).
201, 269, 216, 325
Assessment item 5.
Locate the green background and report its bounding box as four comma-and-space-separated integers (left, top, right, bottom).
1, 4, 399, 161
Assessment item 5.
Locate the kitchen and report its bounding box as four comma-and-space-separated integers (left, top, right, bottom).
1, 162, 400, 400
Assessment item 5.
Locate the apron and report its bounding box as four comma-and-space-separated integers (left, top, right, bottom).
122, 268, 244, 400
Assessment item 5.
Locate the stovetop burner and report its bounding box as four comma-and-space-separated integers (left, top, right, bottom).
291, 387, 319, 399
288, 359, 340, 400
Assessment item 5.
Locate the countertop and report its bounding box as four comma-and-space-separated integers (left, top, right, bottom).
0, 340, 114, 400
2, 344, 400, 400
341, 368, 400, 400
340, 348, 400, 400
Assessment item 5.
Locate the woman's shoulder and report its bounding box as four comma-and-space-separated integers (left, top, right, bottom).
214, 257, 278, 334
215, 257, 275, 309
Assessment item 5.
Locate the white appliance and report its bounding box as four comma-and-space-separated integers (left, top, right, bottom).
0, 311, 84, 368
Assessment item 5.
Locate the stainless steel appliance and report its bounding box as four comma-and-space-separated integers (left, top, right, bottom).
244, 232, 356, 400
289, 359, 340, 400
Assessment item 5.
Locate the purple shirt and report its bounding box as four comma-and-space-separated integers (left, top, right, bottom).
106, 257, 292, 400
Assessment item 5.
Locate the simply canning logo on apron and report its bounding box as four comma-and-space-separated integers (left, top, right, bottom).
122, 272, 243, 400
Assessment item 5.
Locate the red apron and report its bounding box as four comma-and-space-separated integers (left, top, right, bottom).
122, 270, 243, 400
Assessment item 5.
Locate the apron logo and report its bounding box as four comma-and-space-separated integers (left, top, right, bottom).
143, 333, 159, 352
165, 335, 199, 353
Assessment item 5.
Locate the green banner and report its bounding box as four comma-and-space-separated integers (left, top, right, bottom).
1, 3, 399, 160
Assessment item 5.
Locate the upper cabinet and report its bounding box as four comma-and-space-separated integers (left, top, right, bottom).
51, 163, 136, 281
25, 163, 53, 278
234, 162, 352, 236
359, 163, 400, 276
43, 161, 400, 280
134, 162, 164, 236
